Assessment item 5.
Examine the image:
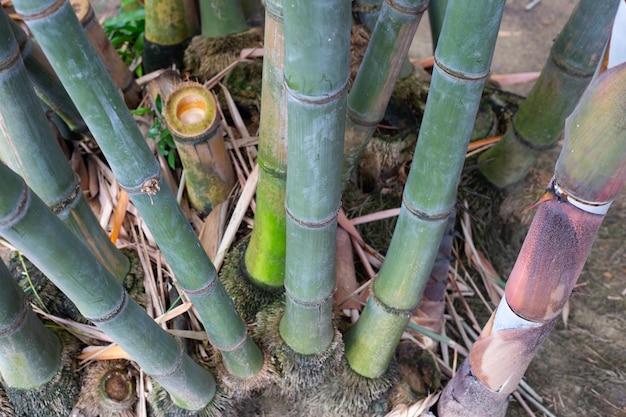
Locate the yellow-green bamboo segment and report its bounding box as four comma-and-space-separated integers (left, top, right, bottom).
71, 0, 141, 108
0, 8, 130, 283
279, 0, 351, 355
243, 0, 287, 291
163, 82, 235, 215
143, 0, 192, 72
343, 0, 429, 185
344, 0, 506, 378
13, 0, 263, 382
478, 0, 620, 188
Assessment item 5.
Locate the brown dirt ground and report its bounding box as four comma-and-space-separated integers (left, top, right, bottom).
413, 2, 626, 416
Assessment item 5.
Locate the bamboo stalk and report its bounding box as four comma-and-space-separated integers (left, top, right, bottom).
0, 8, 130, 282
12, 0, 263, 380
438, 61, 626, 417
163, 81, 235, 215
278, 0, 351, 355
428, 0, 448, 51
0, 165, 216, 411
344, 0, 506, 378
342, 0, 429, 185
0, 260, 62, 390
199, 0, 247, 37
242, 0, 288, 291
478, 0, 620, 188
71, 0, 142, 108
143, 0, 192, 73
8, 16, 87, 134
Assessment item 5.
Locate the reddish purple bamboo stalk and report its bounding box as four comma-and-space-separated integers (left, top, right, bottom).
438, 61, 626, 416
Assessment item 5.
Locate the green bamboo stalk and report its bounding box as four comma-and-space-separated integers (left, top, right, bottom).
478, 0, 619, 188
278, 0, 351, 355
163, 81, 235, 214
342, 0, 429, 185
72, 0, 142, 108
8, 16, 87, 134
428, 0, 448, 51
243, 0, 287, 291
0, 9, 130, 283
0, 165, 215, 411
0, 260, 61, 390
354, 0, 383, 30
438, 61, 626, 417
12, 0, 263, 380
143, 0, 192, 73
344, 0, 506, 378
199, 0, 247, 37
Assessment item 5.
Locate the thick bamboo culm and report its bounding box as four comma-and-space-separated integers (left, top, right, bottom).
143, 0, 192, 73
439, 62, 626, 417
428, 0, 448, 50
342, 0, 429, 185
0, 165, 216, 411
12, 0, 263, 381
279, 0, 352, 355
0, 260, 62, 390
478, 0, 620, 188
0, 9, 130, 282
199, 0, 247, 37
163, 82, 235, 215
344, 0, 506, 378
71, 0, 141, 108
8, 16, 87, 134
243, 0, 288, 291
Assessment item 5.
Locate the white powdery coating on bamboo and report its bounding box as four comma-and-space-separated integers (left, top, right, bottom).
492, 296, 540, 333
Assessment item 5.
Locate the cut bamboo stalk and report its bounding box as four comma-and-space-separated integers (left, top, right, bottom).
0, 165, 216, 411
478, 0, 620, 188
344, 0, 506, 378
343, 0, 429, 185
0, 8, 130, 283
12, 0, 263, 381
438, 61, 626, 417
278, 0, 352, 355
143, 0, 192, 73
163, 81, 235, 215
71, 0, 142, 108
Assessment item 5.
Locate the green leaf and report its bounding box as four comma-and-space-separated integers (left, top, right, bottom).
131, 107, 153, 115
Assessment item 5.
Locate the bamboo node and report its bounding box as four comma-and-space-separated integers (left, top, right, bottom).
0, 180, 29, 229
140, 177, 160, 196
551, 177, 612, 215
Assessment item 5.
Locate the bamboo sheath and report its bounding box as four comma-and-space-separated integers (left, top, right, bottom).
0, 260, 62, 390
279, 0, 352, 355
344, 0, 506, 378
243, 0, 288, 290
0, 10, 130, 282
12, 0, 263, 380
343, 0, 429, 185
439, 62, 626, 417
478, 0, 620, 188
0, 166, 216, 410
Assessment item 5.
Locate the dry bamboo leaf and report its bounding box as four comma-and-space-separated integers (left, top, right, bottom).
70, 148, 90, 193
490, 71, 540, 85
213, 164, 259, 270
334, 227, 361, 309
198, 199, 229, 259
77, 344, 130, 361
155, 301, 193, 325
110, 189, 129, 244
350, 207, 401, 226
385, 392, 439, 417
